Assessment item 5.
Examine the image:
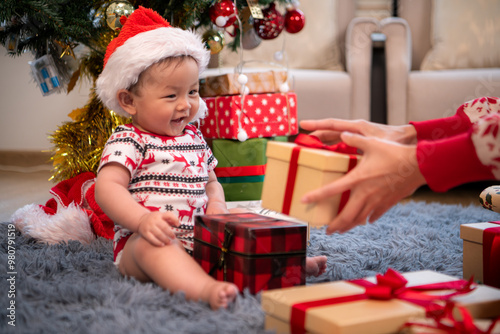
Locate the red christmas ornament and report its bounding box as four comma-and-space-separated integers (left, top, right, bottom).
209, 0, 237, 28
253, 3, 285, 40
285, 8, 305, 34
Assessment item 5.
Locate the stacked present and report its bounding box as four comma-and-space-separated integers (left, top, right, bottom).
199, 70, 288, 97
199, 70, 298, 140
199, 69, 299, 201
261, 268, 500, 334
193, 213, 307, 294
212, 136, 287, 201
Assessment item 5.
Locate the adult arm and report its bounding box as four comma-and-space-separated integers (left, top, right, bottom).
410, 96, 500, 141
301, 132, 426, 234
417, 113, 499, 192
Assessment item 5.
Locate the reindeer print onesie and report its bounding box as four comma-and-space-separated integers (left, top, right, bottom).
98, 124, 217, 264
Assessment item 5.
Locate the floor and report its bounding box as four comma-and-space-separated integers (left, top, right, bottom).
0, 167, 490, 223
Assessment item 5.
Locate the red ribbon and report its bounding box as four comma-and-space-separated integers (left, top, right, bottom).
214, 164, 266, 177
404, 301, 500, 334
484, 221, 500, 288
281, 134, 358, 215
283, 146, 302, 215
294, 133, 359, 155
290, 268, 474, 334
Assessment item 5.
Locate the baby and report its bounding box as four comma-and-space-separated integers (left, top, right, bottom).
95, 7, 326, 310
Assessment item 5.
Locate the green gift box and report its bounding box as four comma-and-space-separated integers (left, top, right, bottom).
213, 137, 287, 201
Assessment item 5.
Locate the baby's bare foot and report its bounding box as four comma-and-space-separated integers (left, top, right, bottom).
202, 280, 238, 310
306, 255, 327, 277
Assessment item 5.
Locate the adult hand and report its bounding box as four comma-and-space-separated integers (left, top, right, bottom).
300, 119, 418, 145
301, 132, 427, 234
137, 211, 180, 247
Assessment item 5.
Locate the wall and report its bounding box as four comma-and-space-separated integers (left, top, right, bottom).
0, 47, 92, 152
0, 0, 391, 153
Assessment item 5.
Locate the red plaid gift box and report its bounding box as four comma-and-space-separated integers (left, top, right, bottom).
200, 92, 298, 139
193, 213, 307, 294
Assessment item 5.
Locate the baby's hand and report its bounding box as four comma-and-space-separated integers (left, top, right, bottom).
137, 211, 180, 247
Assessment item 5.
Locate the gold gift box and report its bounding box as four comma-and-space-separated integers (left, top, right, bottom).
199, 70, 288, 97
261, 270, 500, 334
460, 222, 500, 284
261, 141, 360, 227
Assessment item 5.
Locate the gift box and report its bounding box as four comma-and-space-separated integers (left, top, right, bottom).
199, 70, 288, 97
480, 186, 500, 213
261, 269, 500, 334
213, 137, 288, 201
261, 136, 360, 227
460, 222, 500, 288
200, 92, 298, 140
193, 213, 307, 294
404, 317, 500, 333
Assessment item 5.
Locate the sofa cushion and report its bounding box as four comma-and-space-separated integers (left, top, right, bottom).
289, 69, 351, 120
420, 0, 500, 71
201, 68, 351, 122
407, 68, 500, 123
218, 0, 343, 71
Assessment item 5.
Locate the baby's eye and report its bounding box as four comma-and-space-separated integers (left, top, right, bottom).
189, 89, 199, 95
164, 94, 176, 99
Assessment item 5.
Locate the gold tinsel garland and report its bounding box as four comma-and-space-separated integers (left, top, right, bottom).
48, 27, 125, 182
49, 90, 130, 182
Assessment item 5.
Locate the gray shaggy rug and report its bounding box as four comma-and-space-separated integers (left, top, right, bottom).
1, 201, 499, 334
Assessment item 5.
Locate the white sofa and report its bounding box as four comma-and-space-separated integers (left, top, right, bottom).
202, 0, 379, 122
381, 0, 500, 125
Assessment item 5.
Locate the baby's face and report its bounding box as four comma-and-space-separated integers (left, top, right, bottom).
130, 57, 200, 136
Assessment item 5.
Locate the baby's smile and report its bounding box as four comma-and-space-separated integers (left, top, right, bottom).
172, 117, 185, 123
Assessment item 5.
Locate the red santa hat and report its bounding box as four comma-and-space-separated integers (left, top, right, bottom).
96, 6, 210, 120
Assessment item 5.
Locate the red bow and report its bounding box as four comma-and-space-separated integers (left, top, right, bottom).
281, 134, 359, 216
290, 268, 475, 334
294, 133, 358, 155
364, 268, 408, 300
354, 268, 474, 306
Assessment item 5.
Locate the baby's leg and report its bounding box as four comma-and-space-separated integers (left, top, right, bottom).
305, 255, 327, 277
119, 233, 238, 309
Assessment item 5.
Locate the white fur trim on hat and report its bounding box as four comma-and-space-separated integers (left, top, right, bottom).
11, 203, 95, 244
96, 27, 210, 117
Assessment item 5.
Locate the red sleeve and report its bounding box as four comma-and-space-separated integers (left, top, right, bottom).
410, 105, 472, 141
410, 97, 500, 141
416, 130, 495, 192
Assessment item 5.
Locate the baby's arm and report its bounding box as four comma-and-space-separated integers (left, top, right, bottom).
95, 162, 180, 246
205, 170, 229, 215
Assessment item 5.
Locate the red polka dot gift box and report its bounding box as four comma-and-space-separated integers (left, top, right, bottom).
200, 92, 298, 140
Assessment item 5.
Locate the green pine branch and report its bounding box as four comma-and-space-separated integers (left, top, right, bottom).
1, 0, 293, 86
0, 0, 108, 56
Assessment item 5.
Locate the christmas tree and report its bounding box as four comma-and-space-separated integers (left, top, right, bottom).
0, 0, 303, 181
